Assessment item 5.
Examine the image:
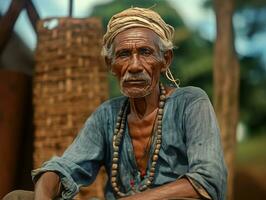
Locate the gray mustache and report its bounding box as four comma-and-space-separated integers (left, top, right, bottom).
122, 72, 151, 82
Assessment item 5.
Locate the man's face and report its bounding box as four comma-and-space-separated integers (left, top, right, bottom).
108, 27, 168, 98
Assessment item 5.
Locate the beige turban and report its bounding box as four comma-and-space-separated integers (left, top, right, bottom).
103, 7, 175, 48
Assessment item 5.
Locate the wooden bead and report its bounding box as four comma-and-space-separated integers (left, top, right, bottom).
112, 182, 117, 187
112, 163, 118, 170
113, 157, 118, 163
116, 122, 120, 128
150, 172, 155, 177
146, 180, 151, 185
156, 139, 161, 144
160, 95, 166, 101
154, 149, 160, 154
152, 155, 158, 161
158, 108, 163, 115
113, 145, 119, 151
117, 192, 126, 197
156, 144, 161, 149
150, 167, 155, 173
151, 161, 156, 168
111, 176, 116, 182
114, 186, 119, 192
113, 152, 118, 158
112, 169, 117, 176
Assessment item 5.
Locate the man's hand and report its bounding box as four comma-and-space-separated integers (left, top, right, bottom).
34, 171, 61, 200
119, 178, 201, 200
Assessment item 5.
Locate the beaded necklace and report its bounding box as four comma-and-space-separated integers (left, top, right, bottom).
111, 83, 166, 197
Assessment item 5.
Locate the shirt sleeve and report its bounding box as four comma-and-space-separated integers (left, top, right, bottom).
183, 97, 227, 200
187, 176, 211, 199
31, 108, 106, 200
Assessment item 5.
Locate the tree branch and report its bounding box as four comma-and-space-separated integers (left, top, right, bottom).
26, 0, 40, 34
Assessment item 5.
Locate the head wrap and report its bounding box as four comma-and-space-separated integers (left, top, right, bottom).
103, 7, 175, 48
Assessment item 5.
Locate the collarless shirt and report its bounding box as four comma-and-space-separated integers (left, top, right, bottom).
32, 86, 227, 200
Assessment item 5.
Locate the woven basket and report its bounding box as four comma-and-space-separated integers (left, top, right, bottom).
33, 17, 108, 200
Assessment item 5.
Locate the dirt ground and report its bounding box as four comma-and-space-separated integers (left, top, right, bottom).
235, 165, 266, 200
235, 134, 266, 200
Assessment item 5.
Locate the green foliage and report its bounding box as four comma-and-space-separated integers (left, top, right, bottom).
203, 0, 266, 9
91, 0, 184, 31
239, 56, 266, 132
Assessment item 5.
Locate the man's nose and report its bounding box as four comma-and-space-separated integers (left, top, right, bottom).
128, 54, 143, 73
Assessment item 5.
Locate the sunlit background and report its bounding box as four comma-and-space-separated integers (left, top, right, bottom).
2, 0, 266, 64
0, 0, 266, 199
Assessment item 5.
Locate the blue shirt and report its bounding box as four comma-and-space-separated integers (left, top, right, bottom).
32, 86, 227, 200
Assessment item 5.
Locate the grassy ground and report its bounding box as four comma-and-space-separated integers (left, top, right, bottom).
235, 134, 266, 200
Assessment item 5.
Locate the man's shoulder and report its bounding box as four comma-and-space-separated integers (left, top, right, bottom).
171, 86, 209, 101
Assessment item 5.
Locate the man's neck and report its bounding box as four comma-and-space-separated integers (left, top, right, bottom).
129, 85, 160, 119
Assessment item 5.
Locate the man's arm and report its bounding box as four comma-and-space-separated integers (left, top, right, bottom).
34, 172, 61, 200
31, 107, 106, 199
120, 178, 201, 200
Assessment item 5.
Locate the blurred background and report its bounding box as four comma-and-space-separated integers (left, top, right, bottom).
0, 0, 265, 199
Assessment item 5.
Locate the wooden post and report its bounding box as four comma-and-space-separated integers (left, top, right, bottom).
69, 0, 74, 17
0, 70, 31, 198
213, 0, 240, 199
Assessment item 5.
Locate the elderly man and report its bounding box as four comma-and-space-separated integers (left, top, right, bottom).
4, 7, 227, 200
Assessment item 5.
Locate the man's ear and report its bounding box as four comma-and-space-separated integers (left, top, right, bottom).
161, 49, 173, 72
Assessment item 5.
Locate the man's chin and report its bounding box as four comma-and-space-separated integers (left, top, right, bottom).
121, 88, 151, 98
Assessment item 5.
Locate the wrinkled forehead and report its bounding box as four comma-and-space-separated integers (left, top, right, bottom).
112, 27, 161, 48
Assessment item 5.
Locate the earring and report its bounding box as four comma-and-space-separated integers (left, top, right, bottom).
165, 68, 180, 88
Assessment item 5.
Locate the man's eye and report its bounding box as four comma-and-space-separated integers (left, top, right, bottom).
140, 48, 152, 56
117, 51, 130, 58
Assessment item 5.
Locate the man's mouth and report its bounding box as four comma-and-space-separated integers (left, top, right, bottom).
123, 79, 148, 85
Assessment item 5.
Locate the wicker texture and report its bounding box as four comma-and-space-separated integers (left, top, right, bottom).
33, 17, 108, 199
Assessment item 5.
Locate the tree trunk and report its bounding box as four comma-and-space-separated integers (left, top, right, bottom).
213, 0, 240, 200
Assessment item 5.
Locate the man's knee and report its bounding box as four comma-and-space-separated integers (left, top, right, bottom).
3, 190, 34, 200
